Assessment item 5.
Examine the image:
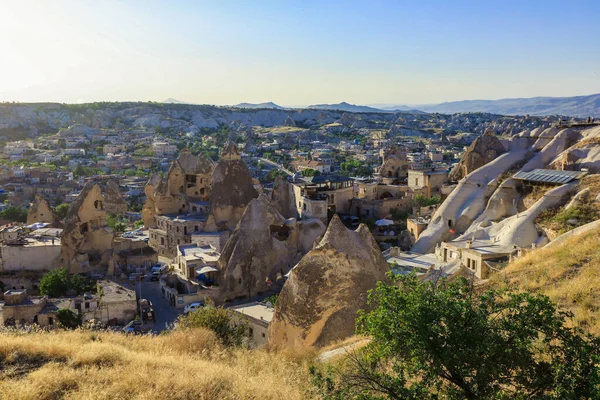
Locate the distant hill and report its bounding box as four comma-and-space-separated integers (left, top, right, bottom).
162, 98, 188, 104
233, 102, 287, 110
308, 102, 390, 113
414, 93, 600, 117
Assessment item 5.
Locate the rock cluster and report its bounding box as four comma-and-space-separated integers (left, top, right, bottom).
217, 194, 325, 301
209, 142, 259, 231
449, 130, 506, 181
269, 216, 389, 348
61, 180, 122, 273
26, 195, 59, 226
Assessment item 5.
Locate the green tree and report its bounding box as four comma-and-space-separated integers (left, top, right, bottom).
0, 206, 28, 222
134, 220, 144, 229
414, 194, 441, 207
176, 302, 247, 347
39, 268, 70, 297
314, 275, 600, 399
57, 308, 82, 329
107, 214, 128, 233
301, 168, 320, 177
39, 268, 89, 297
55, 203, 70, 220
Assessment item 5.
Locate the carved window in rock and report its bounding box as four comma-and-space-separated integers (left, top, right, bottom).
94, 200, 103, 210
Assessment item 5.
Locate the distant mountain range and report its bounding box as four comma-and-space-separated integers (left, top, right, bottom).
233, 102, 287, 110
166, 93, 600, 117
383, 93, 600, 117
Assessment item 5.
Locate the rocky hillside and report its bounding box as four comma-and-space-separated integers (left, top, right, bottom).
415, 93, 600, 117
491, 224, 600, 334
0, 102, 560, 141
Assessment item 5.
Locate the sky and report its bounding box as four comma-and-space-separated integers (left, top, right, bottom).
1, 0, 600, 106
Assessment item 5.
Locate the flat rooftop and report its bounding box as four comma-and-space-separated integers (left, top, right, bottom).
158, 214, 208, 222
229, 302, 274, 324
178, 244, 220, 262
447, 239, 516, 255
386, 251, 442, 272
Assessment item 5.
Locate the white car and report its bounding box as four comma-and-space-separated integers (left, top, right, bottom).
183, 302, 204, 314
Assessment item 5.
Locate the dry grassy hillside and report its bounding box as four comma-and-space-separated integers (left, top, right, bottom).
491, 226, 600, 334
0, 328, 314, 400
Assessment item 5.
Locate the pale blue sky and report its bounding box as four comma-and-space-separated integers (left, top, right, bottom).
1, 0, 599, 105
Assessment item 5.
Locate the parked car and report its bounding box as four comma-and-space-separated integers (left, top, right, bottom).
151, 262, 168, 274
150, 271, 160, 281
183, 302, 204, 314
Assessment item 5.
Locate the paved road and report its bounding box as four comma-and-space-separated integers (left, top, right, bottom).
137, 278, 183, 331
255, 157, 294, 176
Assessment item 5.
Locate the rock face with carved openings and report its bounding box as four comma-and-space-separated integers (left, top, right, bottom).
27, 195, 59, 226
269, 215, 389, 349
217, 194, 325, 301
209, 142, 259, 231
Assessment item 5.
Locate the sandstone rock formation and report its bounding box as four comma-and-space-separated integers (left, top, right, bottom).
269, 176, 295, 219
449, 130, 506, 181
209, 142, 259, 231
26, 195, 59, 226
142, 150, 215, 227
61, 180, 121, 273
217, 194, 325, 301
269, 215, 389, 349
283, 116, 297, 127
378, 146, 408, 180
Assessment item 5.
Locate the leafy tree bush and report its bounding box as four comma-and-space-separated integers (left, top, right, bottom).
0, 206, 28, 222
176, 302, 247, 347
55, 203, 70, 220
313, 275, 600, 399
57, 308, 82, 329
134, 220, 144, 229
301, 168, 320, 177
414, 194, 441, 207
107, 214, 128, 233
39, 268, 89, 297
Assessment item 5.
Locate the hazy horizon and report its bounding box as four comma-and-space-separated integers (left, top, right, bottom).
2, 0, 600, 105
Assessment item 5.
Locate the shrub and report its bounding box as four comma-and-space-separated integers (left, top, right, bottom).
56, 309, 81, 329
55, 203, 70, 220
39, 268, 89, 297
313, 275, 600, 399
176, 302, 247, 347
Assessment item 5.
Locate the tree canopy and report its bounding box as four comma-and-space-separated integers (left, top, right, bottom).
312, 275, 600, 399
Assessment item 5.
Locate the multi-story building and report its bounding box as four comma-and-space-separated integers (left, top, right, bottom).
152, 141, 177, 157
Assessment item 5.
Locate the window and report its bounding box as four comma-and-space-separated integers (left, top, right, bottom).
261, 332, 266, 338
161, 237, 165, 245
94, 200, 103, 210
303, 203, 306, 210
249, 327, 254, 337
85, 302, 90, 309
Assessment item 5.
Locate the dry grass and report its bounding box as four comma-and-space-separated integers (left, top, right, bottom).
580, 174, 600, 199
490, 226, 600, 335
0, 328, 316, 400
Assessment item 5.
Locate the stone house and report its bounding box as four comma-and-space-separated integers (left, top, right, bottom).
408, 168, 449, 198
230, 302, 274, 348
437, 239, 516, 279
291, 175, 354, 222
